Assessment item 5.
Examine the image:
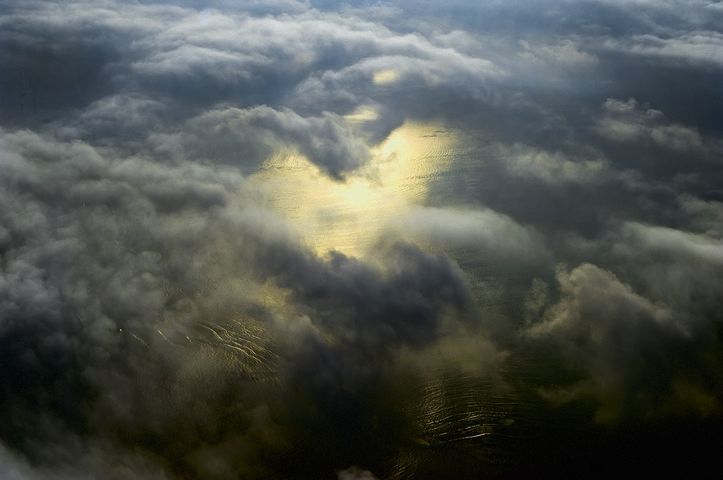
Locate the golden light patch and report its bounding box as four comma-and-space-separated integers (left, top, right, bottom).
343, 105, 380, 123
249, 122, 456, 257
372, 68, 400, 85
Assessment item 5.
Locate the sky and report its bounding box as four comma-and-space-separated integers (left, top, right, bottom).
1, 0, 723, 478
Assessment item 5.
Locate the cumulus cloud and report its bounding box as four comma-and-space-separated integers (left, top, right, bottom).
525, 262, 722, 423
597, 98, 704, 151
0, 0, 503, 168
495, 144, 609, 186
527, 264, 681, 421
174, 105, 370, 178
389, 206, 546, 263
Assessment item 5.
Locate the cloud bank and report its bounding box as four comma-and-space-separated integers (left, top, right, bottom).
1, 0, 723, 478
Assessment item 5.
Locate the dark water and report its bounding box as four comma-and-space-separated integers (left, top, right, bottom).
243, 123, 722, 479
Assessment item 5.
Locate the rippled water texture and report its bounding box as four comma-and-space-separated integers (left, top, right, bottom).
250, 122, 458, 256
247, 123, 541, 476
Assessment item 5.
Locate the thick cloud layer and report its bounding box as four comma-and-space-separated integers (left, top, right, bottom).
1, 0, 723, 478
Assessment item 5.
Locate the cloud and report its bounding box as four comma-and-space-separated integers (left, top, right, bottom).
0, 0, 507, 177
0, 125, 480, 477
495, 143, 609, 186
609, 222, 723, 322
526, 262, 721, 423
389, 206, 546, 263
259, 241, 473, 350
177, 106, 370, 178
606, 31, 723, 68
2, 0, 723, 477
53, 94, 167, 143
519, 39, 598, 66
597, 98, 704, 151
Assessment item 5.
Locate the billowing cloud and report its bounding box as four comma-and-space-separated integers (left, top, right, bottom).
597, 98, 704, 151
526, 262, 720, 423
172, 105, 370, 178
389, 206, 546, 263
0, 125, 484, 477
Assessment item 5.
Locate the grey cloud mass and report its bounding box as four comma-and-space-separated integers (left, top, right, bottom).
1, 0, 723, 478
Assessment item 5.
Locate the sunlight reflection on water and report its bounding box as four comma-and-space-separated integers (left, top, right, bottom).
250, 122, 457, 257
248, 121, 550, 477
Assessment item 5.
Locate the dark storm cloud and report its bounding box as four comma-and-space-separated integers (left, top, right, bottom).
2, 0, 723, 478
